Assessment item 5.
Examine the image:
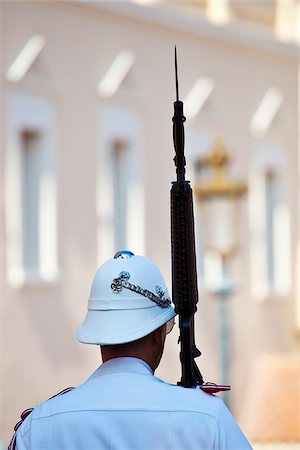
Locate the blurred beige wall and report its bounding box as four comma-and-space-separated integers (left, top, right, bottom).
1, 1, 300, 447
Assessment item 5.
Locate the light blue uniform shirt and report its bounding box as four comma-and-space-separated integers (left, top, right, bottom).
16, 357, 252, 450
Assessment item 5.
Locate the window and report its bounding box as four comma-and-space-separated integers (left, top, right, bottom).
264, 170, 291, 295
97, 106, 144, 262
21, 130, 42, 274
112, 138, 129, 251
5, 93, 58, 286
265, 170, 276, 289
249, 143, 291, 299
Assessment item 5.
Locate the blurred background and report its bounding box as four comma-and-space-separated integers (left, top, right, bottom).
1, 0, 300, 448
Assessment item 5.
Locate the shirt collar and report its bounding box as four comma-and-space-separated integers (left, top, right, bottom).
88, 357, 154, 380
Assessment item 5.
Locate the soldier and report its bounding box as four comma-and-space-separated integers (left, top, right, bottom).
11, 251, 252, 449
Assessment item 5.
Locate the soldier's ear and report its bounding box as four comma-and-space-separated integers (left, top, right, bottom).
152, 324, 167, 346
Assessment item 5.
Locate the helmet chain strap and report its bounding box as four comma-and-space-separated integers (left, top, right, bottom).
111, 272, 171, 308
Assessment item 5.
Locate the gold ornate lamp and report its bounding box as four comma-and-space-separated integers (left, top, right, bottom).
194, 139, 247, 257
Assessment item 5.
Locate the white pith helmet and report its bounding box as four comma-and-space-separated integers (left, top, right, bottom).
77, 251, 176, 345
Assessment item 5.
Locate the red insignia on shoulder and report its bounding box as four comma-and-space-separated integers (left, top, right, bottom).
200, 382, 231, 394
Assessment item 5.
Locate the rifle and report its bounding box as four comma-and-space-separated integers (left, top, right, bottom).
171, 47, 230, 393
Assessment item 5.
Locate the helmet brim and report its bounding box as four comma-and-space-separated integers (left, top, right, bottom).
77, 304, 176, 345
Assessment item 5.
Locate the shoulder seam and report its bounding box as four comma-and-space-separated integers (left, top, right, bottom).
31, 408, 218, 420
